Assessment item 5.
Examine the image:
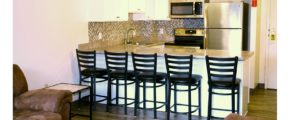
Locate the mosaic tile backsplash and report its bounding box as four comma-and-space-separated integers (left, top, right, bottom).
88, 19, 204, 47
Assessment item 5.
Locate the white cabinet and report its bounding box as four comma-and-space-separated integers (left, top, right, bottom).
88, 0, 128, 21
128, 0, 146, 13
130, 0, 170, 20
144, 0, 155, 20
88, 0, 169, 21
152, 0, 170, 20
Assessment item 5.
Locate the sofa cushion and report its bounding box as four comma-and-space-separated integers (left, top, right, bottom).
14, 109, 61, 120
14, 89, 72, 113
225, 113, 259, 120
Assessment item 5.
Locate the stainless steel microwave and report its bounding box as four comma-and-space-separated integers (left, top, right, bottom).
170, 0, 204, 18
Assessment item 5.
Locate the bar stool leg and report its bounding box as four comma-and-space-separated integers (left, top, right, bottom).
207, 87, 212, 120
78, 78, 82, 104
90, 85, 93, 120
93, 77, 97, 111
198, 82, 202, 117
237, 85, 240, 114
165, 78, 168, 105
116, 79, 119, 105
106, 77, 111, 112
143, 82, 146, 109
231, 88, 235, 113
154, 81, 157, 119
124, 78, 128, 115
188, 85, 192, 120
134, 79, 139, 116
167, 81, 171, 120
93, 77, 96, 103
174, 84, 177, 113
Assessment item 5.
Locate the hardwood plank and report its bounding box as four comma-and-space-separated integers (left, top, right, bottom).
246, 89, 277, 120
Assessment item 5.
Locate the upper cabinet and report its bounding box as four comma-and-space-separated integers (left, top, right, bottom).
128, 0, 146, 13
129, 0, 170, 20
88, 0, 128, 21
88, 0, 170, 21
152, 0, 170, 20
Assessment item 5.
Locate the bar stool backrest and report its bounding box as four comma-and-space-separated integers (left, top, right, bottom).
104, 51, 128, 74
132, 53, 157, 79
205, 55, 238, 88
76, 49, 96, 75
165, 54, 193, 83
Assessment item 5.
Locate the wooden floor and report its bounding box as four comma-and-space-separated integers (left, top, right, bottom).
246, 88, 277, 120
71, 88, 277, 120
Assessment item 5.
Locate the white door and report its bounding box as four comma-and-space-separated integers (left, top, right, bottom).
265, 0, 277, 89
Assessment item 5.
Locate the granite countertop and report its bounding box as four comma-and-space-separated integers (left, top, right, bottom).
79, 42, 254, 60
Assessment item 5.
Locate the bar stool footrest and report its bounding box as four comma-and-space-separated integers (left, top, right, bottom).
139, 82, 166, 88
110, 97, 135, 106
169, 104, 200, 114
212, 107, 238, 112
137, 100, 166, 110
170, 85, 199, 91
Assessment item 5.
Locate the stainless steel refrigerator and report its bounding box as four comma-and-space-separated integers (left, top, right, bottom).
205, 2, 249, 51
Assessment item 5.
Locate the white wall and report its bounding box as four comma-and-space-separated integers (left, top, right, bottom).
13, 0, 89, 90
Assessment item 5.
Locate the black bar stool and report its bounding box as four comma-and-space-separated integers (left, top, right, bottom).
76, 49, 108, 103
165, 54, 202, 120
104, 51, 135, 115
205, 55, 240, 120
132, 53, 167, 119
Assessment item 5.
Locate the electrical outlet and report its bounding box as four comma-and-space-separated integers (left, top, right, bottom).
98, 32, 102, 40
159, 28, 164, 34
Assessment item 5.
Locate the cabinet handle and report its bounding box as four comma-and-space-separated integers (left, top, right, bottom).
116, 16, 120, 18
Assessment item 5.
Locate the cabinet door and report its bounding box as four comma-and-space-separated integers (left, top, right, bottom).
144, 0, 155, 20
153, 0, 170, 20
88, 0, 128, 21
135, 0, 170, 20
128, 0, 145, 13
106, 0, 128, 21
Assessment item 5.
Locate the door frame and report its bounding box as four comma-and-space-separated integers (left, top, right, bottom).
259, 0, 277, 89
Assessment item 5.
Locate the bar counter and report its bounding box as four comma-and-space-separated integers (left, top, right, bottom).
78, 43, 254, 117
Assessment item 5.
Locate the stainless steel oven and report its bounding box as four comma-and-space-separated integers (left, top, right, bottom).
170, 0, 204, 18
165, 28, 205, 49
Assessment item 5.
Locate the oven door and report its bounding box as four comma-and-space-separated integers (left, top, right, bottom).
174, 36, 204, 49
170, 2, 194, 18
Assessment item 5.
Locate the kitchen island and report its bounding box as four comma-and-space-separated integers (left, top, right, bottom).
79, 43, 254, 117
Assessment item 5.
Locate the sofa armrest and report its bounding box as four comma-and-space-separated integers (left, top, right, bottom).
225, 113, 244, 120
14, 89, 72, 113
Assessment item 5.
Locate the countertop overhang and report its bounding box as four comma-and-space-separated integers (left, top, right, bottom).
79, 43, 254, 61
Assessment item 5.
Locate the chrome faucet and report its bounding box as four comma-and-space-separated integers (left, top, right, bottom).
125, 28, 136, 45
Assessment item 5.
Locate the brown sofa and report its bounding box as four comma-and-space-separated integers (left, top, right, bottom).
13, 64, 72, 120
225, 113, 258, 120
